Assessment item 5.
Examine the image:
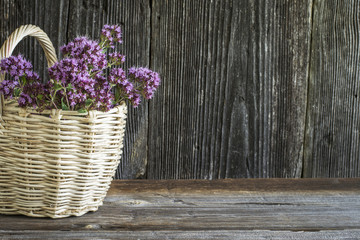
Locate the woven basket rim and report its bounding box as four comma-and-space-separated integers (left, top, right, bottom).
3, 99, 127, 117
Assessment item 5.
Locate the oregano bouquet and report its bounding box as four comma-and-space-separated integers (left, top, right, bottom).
0, 25, 160, 112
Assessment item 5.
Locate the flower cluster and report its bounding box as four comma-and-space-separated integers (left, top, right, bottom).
101, 24, 122, 48
60, 37, 107, 71
19, 81, 50, 110
109, 68, 141, 107
0, 25, 160, 112
0, 80, 18, 99
0, 55, 49, 110
128, 67, 161, 100
0, 55, 33, 79
108, 52, 126, 65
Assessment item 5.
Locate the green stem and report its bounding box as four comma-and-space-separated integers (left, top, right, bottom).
89, 62, 117, 78
86, 102, 93, 111
61, 86, 71, 110
50, 94, 58, 110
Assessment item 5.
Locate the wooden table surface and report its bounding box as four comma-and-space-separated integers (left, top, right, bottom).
1, 178, 360, 239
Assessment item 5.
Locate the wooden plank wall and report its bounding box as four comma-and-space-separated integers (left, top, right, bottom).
303, 1, 360, 177
0, 0, 359, 179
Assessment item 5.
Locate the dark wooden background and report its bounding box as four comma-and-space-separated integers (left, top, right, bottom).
1, 0, 359, 179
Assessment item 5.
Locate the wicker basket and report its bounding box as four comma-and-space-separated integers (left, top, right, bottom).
0, 25, 127, 218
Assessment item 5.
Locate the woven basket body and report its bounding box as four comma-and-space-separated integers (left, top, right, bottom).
0, 25, 127, 218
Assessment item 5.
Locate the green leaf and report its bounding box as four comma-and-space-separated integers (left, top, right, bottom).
37, 94, 43, 100
78, 109, 87, 113
85, 99, 93, 107
20, 76, 27, 85
14, 88, 21, 97
54, 83, 63, 91
61, 98, 69, 110
66, 83, 73, 90
114, 87, 120, 101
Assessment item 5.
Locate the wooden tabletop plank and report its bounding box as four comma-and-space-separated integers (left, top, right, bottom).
1, 179, 360, 239
1, 230, 360, 240
107, 178, 360, 193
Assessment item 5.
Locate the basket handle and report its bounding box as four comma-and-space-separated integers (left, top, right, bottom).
0, 24, 58, 121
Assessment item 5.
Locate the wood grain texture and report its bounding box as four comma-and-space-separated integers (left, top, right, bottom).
2, 230, 360, 240
0, 0, 69, 80
1, 179, 360, 239
303, 0, 360, 177
148, 0, 312, 179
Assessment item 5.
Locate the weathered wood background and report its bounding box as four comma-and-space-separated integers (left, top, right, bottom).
0, 0, 359, 179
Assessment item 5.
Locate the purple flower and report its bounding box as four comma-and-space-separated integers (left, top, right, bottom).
108, 52, 126, 65
101, 25, 123, 48
20, 81, 49, 109
60, 37, 107, 71
128, 67, 161, 99
0, 54, 40, 84
0, 55, 45, 106
0, 55, 33, 78
0, 80, 19, 99
130, 90, 141, 107
48, 57, 99, 110
108, 68, 126, 85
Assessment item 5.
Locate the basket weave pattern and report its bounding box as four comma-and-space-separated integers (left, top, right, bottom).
0, 25, 127, 218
